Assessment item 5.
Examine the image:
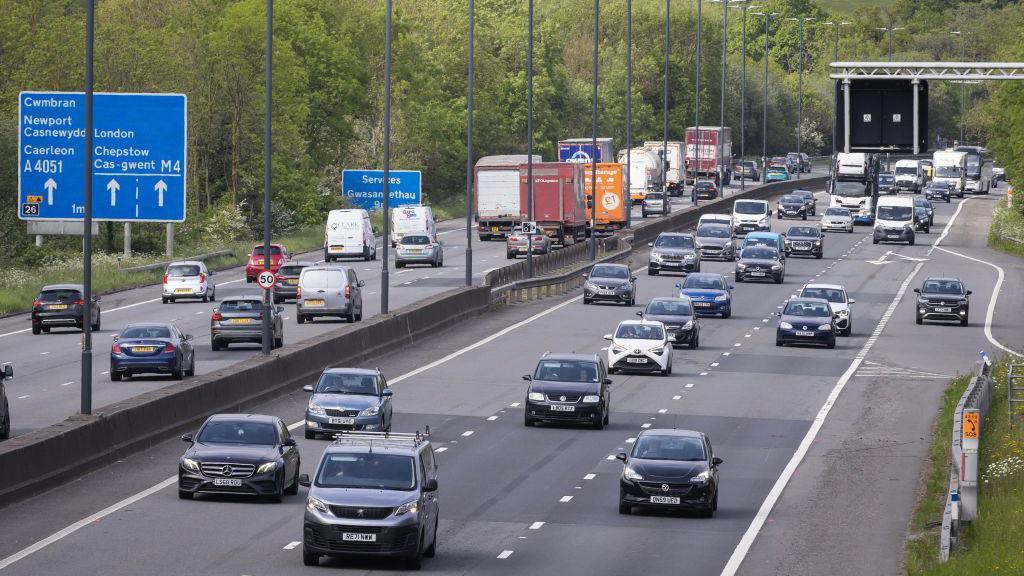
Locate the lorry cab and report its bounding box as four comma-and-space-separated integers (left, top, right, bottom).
325, 209, 377, 262
390, 205, 436, 247
932, 150, 967, 196
830, 180, 874, 225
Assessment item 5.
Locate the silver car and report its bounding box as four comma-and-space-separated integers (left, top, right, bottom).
695, 224, 736, 261
820, 207, 854, 233
506, 230, 552, 259
642, 192, 669, 218
395, 234, 444, 268
302, 368, 394, 439
296, 266, 364, 324
210, 296, 284, 350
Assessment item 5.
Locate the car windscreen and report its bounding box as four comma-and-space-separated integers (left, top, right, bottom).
877, 206, 912, 221
120, 326, 171, 339
533, 360, 599, 383
400, 235, 431, 245
824, 208, 850, 217
788, 227, 818, 237
734, 201, 766, 215
832, 181, 869, 197
252, 245, 283, 256
914, 198, 929, 207
696, 225, 730, 238
796, 191, 814, 199
632, 435, 706, 461
928, 184, 948, 191
780, 195, 802, 204
879, 175, 894, 183
682, 275, 725, 290
646, 193, 664, 200
38, 289, 81, 302
935, 166, 961, 177
197, 421, 278, 445
278, 265, 306, 276
316, 453, 416, 491
922, 280, 964, 294
218, 300, 263, 312
655, 235, 695, 249
895, 166, 917, 175
590, 265, 629, 279
696, 182, 714, 189
646, 299, 693, 316
316, 373, 379, 395
783, 301, 831, 317
801, 287, 844, 303
615, 324, 665, 340
167, 264, 201, 277
741, 247, 778, 260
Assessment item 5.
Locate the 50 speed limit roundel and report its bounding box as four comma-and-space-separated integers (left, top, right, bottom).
256, 270, 276, 290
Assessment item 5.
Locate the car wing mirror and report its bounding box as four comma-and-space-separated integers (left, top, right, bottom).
358, 280, 365, 287
848, 299, 856, 304
298, 474, 312, 487
603, 334, 613, 341
94, 295, 102, 302
630, 276, 637, 282
181, 433, 194, 443
424, 478, 439, 492
209, 270, 216, 276
283, 438, 297, 447
603, 378, 613, 385
966, 290, 973, 296
647, 242, 654, 247
303, 384, 314, 393
582, 273, 588, 278
276, 306, 284, 313
635, 311, 643, 317
522, 374, 532, 381
712, 457, 724, 467
382, 389, 394, 397
913, 288, 920, 294
184, 334, 193, 341
2, 364, 11, 379
615, 452, 628, 462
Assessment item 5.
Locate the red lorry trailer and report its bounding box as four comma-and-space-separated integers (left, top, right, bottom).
519, 162, 587, 247
684, 126, 733, 186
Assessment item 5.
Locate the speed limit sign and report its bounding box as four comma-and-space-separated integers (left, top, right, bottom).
256, 270, 276, 290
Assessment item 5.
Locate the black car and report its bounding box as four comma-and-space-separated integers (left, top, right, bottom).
0, 363, 12, 440
914, 196, 934, 228
695, 224, 736, 261
775, 298, 836, 348
877, 173, 896, 195
793, 190, 817, 215
583, 263, 637, 306
776, 195, 807, 220
735, 245, 785, 284
925, 182, 951, 203
524, 354, 611, 429
915, 277, 971, 326
273, 260, 314, 303
784, 225, 824, 259
110, 323, 196, 381
695, 181, 719, 200
31, 284, 101, 334
639, 297, 700, 349
648, 232, 700, 276
178, 413, 301, 501
617, 429, 722, 517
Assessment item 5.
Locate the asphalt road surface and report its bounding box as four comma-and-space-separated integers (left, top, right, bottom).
0, 168, 824, 438
2, 182, 1019, 576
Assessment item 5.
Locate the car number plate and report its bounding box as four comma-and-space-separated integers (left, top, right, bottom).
287, 279, 298, 285
305, 299, 325, 307
936, 307, 952, 313
550, 405, 575, 412
213, 478, 242, 487
650, 495, 680, 504
329, 417, 356, 425
887, 234, 901, 239
131, 346, 157, 353
491, 226, 500, 232
627, 357, 648, 364
175, 288, 192, 293
750, 271, 766, 277
598, 290, 615, 295
48, 304, 68, 310
228, 318, 254, 325
694, 302, 711, 307
342, 533, 377, 542
795, 331, 815, 337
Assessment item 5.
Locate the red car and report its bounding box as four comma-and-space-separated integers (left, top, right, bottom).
245, 244, 289, 283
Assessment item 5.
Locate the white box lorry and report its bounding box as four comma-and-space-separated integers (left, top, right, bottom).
932, 150, 967, 197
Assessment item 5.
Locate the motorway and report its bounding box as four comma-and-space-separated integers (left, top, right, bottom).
1, 182, 1019, 575
0, 170, 821, 439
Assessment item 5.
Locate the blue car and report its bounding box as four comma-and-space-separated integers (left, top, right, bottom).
302, 367, 394, 439
110, 323, 195, 381
766, 167, 789, 182
676, 273, 734, 318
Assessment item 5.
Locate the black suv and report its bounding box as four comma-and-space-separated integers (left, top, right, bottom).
784, 225, 824, 259
300, 430, 439, 569
31, 284, 101, 334
617, 429, 722, 517
915, 277, 971, 326
0, 363, 12, 440
524, 353, 612, 429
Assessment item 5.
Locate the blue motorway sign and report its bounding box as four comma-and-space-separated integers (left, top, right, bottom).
18, 91, 187, 222
341, 169, 422, 211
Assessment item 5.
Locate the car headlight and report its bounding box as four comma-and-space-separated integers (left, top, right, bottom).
256, 461, 278, 474
684, 253, 696, 260
758, 217, 768, 224
307, 496, 329, 513
611, 345, 625, 354
181, 457, 200, 473
307, 402, 326, 416
814, 240, 821, 245
682, 320, 694, 329
359, 405, 380, 417
736, 263, 747, 270
904, 223, 913, 230
695, 241, 704, 249
836, 309, 850, 317
691, 470, 710, 483
714, 294, 728, 302
648, 346, 665, 354
771, 264, 782, 270
582, 395, 600, 403
650, 253, 662, 261
395, 499, 420, 516
818, 324, 832, 331
780, 321, 793, 329
918, 297, 928, 304
623, 467, 643, 481
584, 281, 597, 290
528, 392, 545, 402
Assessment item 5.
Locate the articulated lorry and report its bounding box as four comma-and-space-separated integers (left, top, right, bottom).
519, 162, 588, 247
617, 147, 664, 203
643, 141, 685, 195
558, 138, 614, 164
829, 152, 877, 225
583, 163, 628, 235
684, 126, 732, 186
474, 155, 541, 241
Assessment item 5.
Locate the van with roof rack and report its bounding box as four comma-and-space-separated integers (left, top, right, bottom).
299, 429, 439, 569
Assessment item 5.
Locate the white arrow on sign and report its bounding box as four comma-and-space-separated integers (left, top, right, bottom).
107, 179, 120, 206
154, 179, 167, 207
44, 178, 57, 205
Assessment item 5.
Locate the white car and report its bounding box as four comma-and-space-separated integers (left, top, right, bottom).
604, 320, 673, 376
820, 207, 854, 233
162, 261, 215, 304
799, 283, 855, 336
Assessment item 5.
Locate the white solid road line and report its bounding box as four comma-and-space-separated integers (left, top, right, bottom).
719, 191, 973, 576
935, 246, 1022, 357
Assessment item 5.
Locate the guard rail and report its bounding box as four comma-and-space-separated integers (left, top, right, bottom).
119, 249, 235, 273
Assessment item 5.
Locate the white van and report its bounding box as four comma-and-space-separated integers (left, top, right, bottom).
872, 196, 917, 245
390, 205, 436, 247
893, 159, 924, 193
324, 209, 377, 262
731, 200, 771, 235
835, 152, 868, 181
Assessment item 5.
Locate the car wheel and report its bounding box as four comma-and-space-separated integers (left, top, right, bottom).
178, 490, 193, 500
211, 340, 222, 351
202, 294, 209, 303
735, 275, 742, 283
604, 407, 610, 426
172, 367, 183, 380
583, 298, 591, 305
406, 549, 423, 570
961, 317, 969, 327
110, 371, 122, 381
274, 335, 283, 348
305, 429, 316, 440
608, 367, 617, 374
524, 413, 535, 427
210, 288, 216, 302
423, 518, 438, 558
0, 402, 9, 439
594, 414, 604, 430
802, 213, 807, 221
826, 340, 836, 349
162, 297, 168, 304
916, 315, 923, 325
302, 548, 320, 567
297, 314, 305, 324
186, 357, 195, 377
776, 339, 783, 347
873, 237, 879, 244
269, 478, 284, 503
775, 275, 784, 284
909, 236, 915, 246
619, 490, 631, 515
347, 309, 356, 323
32, 325, 41, 335
648, 268, 657, 276
272, 295, 281, 304
43, 327, 51, 333
690, 334, 699, 349
815, 252, 822, 259
285, 461, 300, 496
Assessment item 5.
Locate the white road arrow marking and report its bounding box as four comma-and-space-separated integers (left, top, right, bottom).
44, 178, 57, 205
866, 250, 893, 265
154, 180, 167, 207
106, 179, 120, 206
891, 252, 928, 262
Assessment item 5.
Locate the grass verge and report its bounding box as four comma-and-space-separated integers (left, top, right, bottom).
0, 226, 323, 316
987, 200, 1024, 259
904, 357, 1024, 575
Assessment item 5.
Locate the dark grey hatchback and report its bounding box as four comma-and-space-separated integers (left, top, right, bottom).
583, 264, 637, 306
617, 429, 722, 517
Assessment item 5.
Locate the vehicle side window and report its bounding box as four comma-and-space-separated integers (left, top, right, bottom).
419, 454, 429, 484
422, 447, 437, 478
278, 420, 289, 442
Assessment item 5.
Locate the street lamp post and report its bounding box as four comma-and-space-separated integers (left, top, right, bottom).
731, 4, 761, 191
788, 16, 814, 181
875, 25, 906, 61
626, 0, 632, 229
663, 0, 670, 202
693, 0, 702, 204
590, 0, 599, 261
381, 0, 393, 314
465, 0, 474, 286
752, 11, 778, 182
950, 30, 965, 143
262, 0, 274, 352
526, 0, 534, 278
822, 21, 851, 157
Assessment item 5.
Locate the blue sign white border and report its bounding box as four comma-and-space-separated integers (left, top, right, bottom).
17, 90, 189, 223
340, 168, 422, 211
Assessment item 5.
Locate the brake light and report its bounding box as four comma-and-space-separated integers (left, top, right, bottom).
345, 285, 352, 298
112, 343, 122, 354
164, 343, 176, 353
74, 299, 85, 306
32, 300, 41, 308
163, 274, 168, 284
296, 286, 302, 299
199, 273, 206, 283
212, 312, 223, 321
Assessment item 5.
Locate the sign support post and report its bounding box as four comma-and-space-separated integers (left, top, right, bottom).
382, 0, 393, 315
261, 0, 273, 356
81, 0, 94, 415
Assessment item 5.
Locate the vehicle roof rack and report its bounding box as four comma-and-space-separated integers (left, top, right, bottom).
331, 426, 431, 449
